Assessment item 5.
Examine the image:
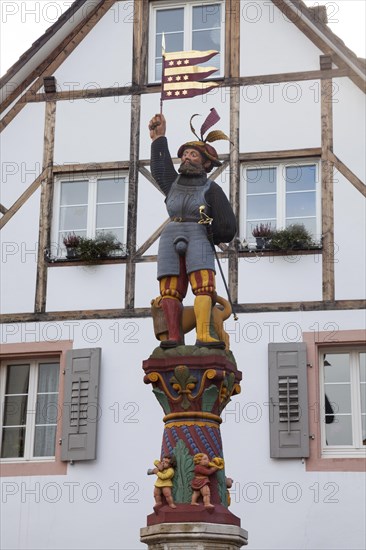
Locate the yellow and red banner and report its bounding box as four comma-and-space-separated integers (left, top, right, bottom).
162, 49, 219, 100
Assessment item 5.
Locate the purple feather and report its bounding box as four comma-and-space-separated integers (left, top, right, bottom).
200, 108, 220, 140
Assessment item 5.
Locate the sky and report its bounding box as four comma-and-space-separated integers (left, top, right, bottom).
0, 0, 365, 77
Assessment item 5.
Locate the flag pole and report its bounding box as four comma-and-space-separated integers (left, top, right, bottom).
160, 33, 166, 114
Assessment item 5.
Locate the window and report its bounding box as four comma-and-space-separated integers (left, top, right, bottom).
303, 330, 366, 472
320, 348, 365, 457
149, 1, 224, 82
52, 172, 127, 256
241, 161, 321, 242
0, 359, 60, 461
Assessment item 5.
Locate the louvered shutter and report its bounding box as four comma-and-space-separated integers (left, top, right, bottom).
268, 343, 309, 458
61, 348, 101, 461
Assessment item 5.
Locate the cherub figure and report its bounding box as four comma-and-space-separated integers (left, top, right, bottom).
190, 453, 224, 508
148, 455, 177, 509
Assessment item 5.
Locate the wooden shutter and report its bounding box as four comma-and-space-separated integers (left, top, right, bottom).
61, 348, 101, 461
268, 343, 310, 458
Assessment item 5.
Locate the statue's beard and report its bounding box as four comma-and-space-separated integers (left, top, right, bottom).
178, 160, 206, 176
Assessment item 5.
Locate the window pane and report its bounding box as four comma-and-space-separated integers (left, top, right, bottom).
324, 384, 352, 414
97, 228, 124, 243
323, 353, 350, 383
155, 61, 163, 82
33, 426, 57, 457
60, 180, 88, 206
1, 427, 26, 458
3, 395, 28, 426
192, 29, 221, 52
360, 352, 366, 383
247, 194, 276, 220
156, 32, 184, 57
286, 191, 316, 218
59, 205, 88, 231
38, 363, 59, 393
325, 415, 353, 445
97, 178, 125, 203
156, 8, 184, 33
193, 4, 221, 30
285, 217, 316, 236
286, 165, 316, 191
96, 204, 124, 230
5, 365, 29, 394
246, 167, 276, 194
36, 394, 59, 425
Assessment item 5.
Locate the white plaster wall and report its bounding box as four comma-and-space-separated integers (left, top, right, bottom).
54, 97, 131, 164
136, 171, 167, 258
140, 90, 231, 162
0, 102, 45, 314
240, 81, 321, 152
0, 103, 44, 203
1, 310, 365, 550
46, 264, 125, 311
238, 254, 322, 303
333, 78, 366, 182
334, 173, 366, 300
54, 2, 133, 91
0, 192, 40, 314
240, 0, 323, 76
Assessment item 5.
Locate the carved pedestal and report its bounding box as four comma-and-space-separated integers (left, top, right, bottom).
140, 522, 248, 549
142, 347, 243, 527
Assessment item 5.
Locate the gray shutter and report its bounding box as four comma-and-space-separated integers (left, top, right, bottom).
61, 348, 101, 461
268, 343, 309, 458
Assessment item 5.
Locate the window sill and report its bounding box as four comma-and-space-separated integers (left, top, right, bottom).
0, 459, 67, 477
46, 255, 129, 267
237, 247, 323, 258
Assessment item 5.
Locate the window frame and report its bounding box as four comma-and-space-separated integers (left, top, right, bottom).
303, 330, 366, 472
0, 358, 60, 463
51, 171, 128, 257
319, 347, 365, 458
149, 0, 225, 83
240, 159, 322, 242
0, 341, 71, 477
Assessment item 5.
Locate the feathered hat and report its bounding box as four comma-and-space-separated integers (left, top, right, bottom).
177, 108, 230, 173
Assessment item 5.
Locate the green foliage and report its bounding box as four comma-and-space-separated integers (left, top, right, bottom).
77, 232, 122, 261
172, 440, 194, 503
152, 388, 171, 414
202, 385, 219, 413
216, 468, 228, 507
270, 224, 315, 250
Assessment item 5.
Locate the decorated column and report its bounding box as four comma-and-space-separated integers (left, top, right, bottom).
141, 107, 248, 548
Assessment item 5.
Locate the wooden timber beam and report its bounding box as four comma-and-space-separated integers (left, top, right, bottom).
0, 0, 117, 132
321, 76, 335, 302
134, 219, 170, 258
328, 152, 366, 197
16, 69, 349, 105
1, 299, 364, 324
0, 169, 47, 229
53, 161, 130, 174
34, 100, 56, 313
125, 0, 148, 309
228, 1, 241, 306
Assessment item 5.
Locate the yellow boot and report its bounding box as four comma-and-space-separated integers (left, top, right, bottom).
194, 295, 225, 349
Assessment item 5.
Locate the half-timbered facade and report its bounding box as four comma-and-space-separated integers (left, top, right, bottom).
1, 1, 365, 548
